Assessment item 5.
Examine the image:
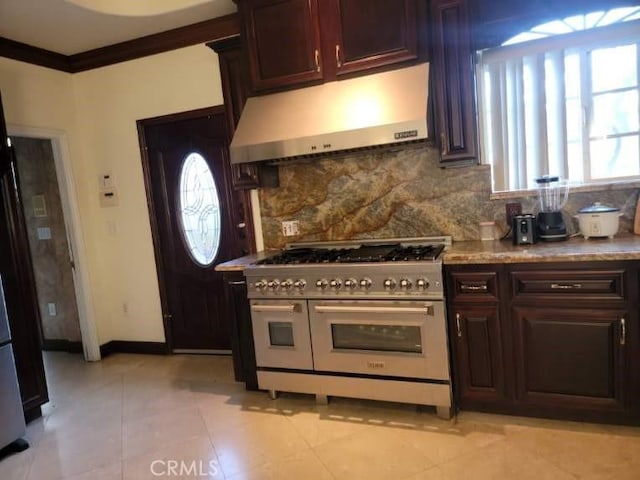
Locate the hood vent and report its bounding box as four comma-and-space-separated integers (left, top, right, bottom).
229, 63, 429, 164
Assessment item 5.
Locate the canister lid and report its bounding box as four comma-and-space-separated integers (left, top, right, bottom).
578, 202, 619, 213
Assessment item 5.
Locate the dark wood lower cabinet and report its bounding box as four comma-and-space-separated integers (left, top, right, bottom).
512, 306, 628, 415
223, 271, 258, 390
446, 261, 640, 425
451, 305, 507, 405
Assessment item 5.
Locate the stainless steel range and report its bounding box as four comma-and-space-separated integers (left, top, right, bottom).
244, 236, 452, 419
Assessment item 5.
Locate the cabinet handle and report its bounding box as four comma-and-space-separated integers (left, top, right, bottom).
228, 280, 246, 285
440, 132, 448, 156
620, 317, 626, 346
335, 44, 342, 68
314, 49, 320, 72
460, 284, 488, 292
456, 313, 462, 338
550, 283, 583, 289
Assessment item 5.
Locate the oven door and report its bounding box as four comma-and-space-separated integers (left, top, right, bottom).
250, 299, 312, 370
309, 300, 449, 380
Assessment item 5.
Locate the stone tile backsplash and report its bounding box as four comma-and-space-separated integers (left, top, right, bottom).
258, 145, 639, 249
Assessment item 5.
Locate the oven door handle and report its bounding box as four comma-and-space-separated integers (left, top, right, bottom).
313, 304, 434, 315
251, 303, 299, 313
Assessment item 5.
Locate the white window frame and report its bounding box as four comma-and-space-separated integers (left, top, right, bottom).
477, 18, 640, 194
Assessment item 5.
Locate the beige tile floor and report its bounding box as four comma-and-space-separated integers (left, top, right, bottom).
1, 352, 639, 480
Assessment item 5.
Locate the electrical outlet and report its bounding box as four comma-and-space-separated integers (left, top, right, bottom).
282, 220, 300, 237
505, 202, 522, 225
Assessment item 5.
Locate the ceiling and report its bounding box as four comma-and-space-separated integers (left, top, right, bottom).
0, 0, 238, 55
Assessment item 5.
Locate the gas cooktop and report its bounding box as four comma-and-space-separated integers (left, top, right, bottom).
256, 237, 450, 265
257, 243, 445, 265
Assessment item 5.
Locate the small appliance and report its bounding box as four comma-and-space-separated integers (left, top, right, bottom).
575, 202, 622, 239
512, 214, 537, 245
535, 175, 569, 241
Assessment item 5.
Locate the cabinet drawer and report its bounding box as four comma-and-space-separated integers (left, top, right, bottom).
511, 270, 625, 301
449, 272, 498, 302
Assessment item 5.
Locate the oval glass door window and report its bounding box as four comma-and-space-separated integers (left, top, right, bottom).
178, 152, 221, 266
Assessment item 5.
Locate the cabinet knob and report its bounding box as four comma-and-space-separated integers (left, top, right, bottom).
335, 44, 342, 68
455, 313, 462, 338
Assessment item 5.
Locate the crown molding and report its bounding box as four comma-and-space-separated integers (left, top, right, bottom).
0, 37, 72, 72
0, 13, 240, 73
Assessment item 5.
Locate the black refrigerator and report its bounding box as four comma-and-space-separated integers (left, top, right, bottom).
0, 274, 26, 450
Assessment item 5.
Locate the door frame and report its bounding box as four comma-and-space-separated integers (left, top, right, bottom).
7, 125, 100, 361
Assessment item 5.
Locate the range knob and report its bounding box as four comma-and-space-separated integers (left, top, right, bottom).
329, 279, 343, 290
316, 279, 329, 290
255, 279, 268, 291
359, 278, 372, 289
281, 279, 293, 291
294, 279, 307, 291
344, 278, 358, 290
267, 279, 281, 291
383, 278, 397, 290
416, 278, 430, 290
399, 278, 412, 290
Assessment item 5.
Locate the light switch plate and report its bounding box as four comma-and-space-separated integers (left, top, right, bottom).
99, 189, 118, 207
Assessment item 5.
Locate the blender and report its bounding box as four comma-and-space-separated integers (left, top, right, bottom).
535, 175, 569, 241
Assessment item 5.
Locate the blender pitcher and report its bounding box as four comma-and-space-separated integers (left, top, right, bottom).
535, 175, 569, 241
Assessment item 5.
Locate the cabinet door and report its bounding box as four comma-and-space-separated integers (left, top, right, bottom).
242, 0, 323, 92
223, 272, 258, 390
512, 306, 628, 414
208, 37, 260, 190
451, 305, 507, 405
329, 0, 420, 77
0, 154, 48, 419
430, 0, 478, 165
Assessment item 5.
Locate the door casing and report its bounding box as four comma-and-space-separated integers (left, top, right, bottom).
7, 125, 100, 361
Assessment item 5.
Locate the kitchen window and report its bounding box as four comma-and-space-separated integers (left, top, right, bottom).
477, 7, 640, 193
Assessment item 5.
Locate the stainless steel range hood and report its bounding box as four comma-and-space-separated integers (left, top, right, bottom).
229, 63, 429, 164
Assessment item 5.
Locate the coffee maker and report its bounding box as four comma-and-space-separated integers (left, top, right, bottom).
535, 175, 569, 241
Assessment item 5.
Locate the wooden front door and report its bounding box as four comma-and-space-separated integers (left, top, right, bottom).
139, 107, 245, 351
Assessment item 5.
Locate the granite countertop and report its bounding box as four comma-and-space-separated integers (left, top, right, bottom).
443, 232, 640, 264
216, 234, 640, 271
214, 250, 278, 272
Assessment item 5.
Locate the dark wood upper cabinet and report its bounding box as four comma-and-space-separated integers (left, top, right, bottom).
240, 0, 323, 92
430, 0, 478, 166
208, 36, 260, 190
322, 0, 423, 78
239, 0, 427, 93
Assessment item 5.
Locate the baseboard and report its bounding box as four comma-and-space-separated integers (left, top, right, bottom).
41, 339, 84, 354
100, 340, 169, 357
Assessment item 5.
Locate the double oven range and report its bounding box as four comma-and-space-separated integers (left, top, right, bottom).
244, 236, 452, 419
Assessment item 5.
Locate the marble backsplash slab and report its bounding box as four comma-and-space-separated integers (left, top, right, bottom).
258, 145, 639, 249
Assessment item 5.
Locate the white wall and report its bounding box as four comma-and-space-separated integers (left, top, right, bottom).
0, 44, 224, 345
